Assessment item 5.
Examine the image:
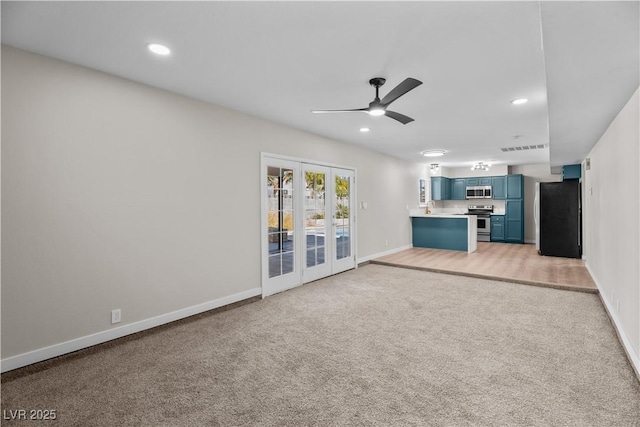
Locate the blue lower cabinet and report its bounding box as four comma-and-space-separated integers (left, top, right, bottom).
412, 217, 468, 251
490, 215, 505, 242
505, 200, 524, 243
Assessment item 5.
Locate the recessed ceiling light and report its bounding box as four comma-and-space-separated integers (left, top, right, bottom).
360, 127, 370, 132
421, 149, 447, 157
511, 98, 528, 105
147, 43, 171, 56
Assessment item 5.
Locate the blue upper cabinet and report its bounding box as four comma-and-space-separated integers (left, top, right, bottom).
451, 178, 466, 200
431, 177, 443, 200
431, 177, 451, 200
465, 177, 492, 187
443, 178, 451, 199
506, 174, 523, 199
563, 164, 581, 180
492, 176, 506, 200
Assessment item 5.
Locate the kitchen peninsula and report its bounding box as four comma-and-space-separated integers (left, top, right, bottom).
409, 211, 477, 253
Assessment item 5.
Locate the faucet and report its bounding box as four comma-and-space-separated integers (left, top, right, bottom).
425, 200, 435, 214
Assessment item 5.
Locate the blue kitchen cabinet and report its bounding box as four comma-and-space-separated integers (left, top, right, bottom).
451, 178, 466, 200
505, 199, 524, 243
490, 215, 505, 242
412, 216, 470, 251
492, 176, 506, 200
563, 164, 581, 180
431, 177, 451, 200
465, 177, 492, 187
506, 174, 523, 199
443, 178, 451, 199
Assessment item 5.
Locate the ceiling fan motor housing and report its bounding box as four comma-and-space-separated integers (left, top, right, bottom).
369, 77, 386, 88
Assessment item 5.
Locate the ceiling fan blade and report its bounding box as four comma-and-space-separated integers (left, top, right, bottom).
384, 110, 414, 125
311, 108, 368, 113
380, 78, 423, 107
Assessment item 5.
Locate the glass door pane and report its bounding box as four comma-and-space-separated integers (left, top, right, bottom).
267, 166, 295, 277
302, 165, 331, 283
334, 172, 351, 260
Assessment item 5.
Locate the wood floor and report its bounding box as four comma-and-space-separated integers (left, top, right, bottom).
372, 243, 597, 293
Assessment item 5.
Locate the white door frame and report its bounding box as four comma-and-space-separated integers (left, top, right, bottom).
261, 153, 357, 297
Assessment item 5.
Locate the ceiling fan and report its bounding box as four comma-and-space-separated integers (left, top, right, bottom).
312, 77, 423, 124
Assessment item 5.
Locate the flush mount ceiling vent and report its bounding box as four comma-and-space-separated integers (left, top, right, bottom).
500, 144, 548, 152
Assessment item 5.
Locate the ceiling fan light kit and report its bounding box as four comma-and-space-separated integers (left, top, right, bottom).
312, 77, 422, 124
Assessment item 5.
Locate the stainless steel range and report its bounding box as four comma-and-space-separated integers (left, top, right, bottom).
467, 205, 493, 242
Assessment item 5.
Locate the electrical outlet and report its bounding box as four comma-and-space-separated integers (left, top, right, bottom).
111, 309, 121, 324
385, 240, 389, 247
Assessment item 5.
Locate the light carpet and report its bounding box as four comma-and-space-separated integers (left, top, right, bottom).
2, 265, 639, 426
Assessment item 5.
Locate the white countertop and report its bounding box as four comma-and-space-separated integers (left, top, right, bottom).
409, 209, 473, 218
409, 213, 473, 219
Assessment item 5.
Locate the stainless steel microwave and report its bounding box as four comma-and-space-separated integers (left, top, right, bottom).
466, 186, 492, 199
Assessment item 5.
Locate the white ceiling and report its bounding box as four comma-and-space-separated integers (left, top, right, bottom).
2, 1, 638, 168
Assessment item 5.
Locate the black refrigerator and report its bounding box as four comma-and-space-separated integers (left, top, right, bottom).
535, 180, 581, 258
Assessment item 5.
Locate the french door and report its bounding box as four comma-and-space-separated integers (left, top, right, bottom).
262, 155, 355, 297
330, 168, 355, 275
302, 164, 332, 283
263, 159, 300, 296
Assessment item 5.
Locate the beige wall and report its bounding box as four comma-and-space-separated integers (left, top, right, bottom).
583, 87, 640, 372
1, 46, 422, 361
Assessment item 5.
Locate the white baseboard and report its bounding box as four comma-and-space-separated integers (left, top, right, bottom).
1, 287, 262, 373
524, 239, 536, 244
586, 262, 640, 380
357, 244, 412, 264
